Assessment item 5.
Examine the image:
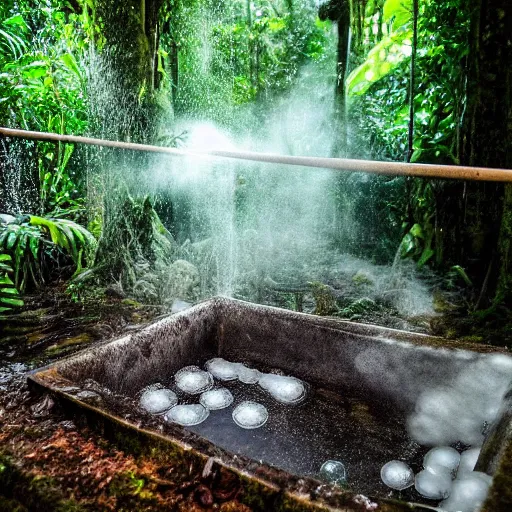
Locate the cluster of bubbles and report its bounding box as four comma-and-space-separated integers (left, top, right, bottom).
138, 357, 307, 429
381, 446, 491, 511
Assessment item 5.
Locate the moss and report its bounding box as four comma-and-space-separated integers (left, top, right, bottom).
308, 282, 338, 316
482, 437, 512, 512
0, 453, 85, 512
121, 298, 142, 307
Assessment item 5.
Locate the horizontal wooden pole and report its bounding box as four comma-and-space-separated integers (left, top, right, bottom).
2, 126, 512, 182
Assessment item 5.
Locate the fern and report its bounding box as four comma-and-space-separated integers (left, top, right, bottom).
0, 253, 23, 313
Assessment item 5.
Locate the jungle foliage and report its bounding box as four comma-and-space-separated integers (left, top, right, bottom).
0, 0, 511, 319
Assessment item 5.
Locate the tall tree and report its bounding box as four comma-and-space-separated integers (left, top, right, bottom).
460, 0, 512, 305
319, 0, 350, 155
92, 0, 164, 142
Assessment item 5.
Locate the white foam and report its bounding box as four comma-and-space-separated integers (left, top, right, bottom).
415, 468, 452, 500
439, 472, 491, 512
139, 385, 178, 415
408, 354, 512, 446
205, 358, 239, 381
380, 460, 414, 490
232, 401, 268, 429
258, 373, 306, 404
458, 448, 481, 477
164, 404, 210, 426
424, 446, 460, 476
199, 388, 233, 410
175, 366, 213, 394
235, 364, 261, 384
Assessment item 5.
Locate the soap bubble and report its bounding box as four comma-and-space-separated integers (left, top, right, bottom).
199, 388, 234, 410
439, 471, 491, 512
258, 373, 306, 404
380, 460, 414, 490
458, 448, 481, 476
175, 366, 213, 394
164, 404, 209, 426
320, 460, 347, 487
205, 358, 239, 381
232, 401, 268, 429
139, 385, 178, 415
424, 446, 460, 476
235, 364, 261, 384
415, 468, 453, 500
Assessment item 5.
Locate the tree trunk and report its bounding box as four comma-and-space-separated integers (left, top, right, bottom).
93, 0, 163, 143
460, 0, 512, 305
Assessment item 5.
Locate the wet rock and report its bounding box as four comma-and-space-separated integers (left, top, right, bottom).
76, 390, 103, 405
30, 395, 55, 418
59, 420, 76, 431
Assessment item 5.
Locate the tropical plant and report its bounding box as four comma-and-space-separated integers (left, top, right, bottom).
0, 252, 23, 312
346, 0, 413, 96
0, 215, 97, 292
0, 2, 89, 215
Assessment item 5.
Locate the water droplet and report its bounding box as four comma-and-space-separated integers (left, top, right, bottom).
415, 468, 452, 500
175, 366, 213, 394
319, 460, 347, 487
205, 358, 239, 380
232, 401, 268, 429
424, 446, 460, 475
258, 373, 306, 404
380, 460, 414, 490
200, 388, 234, 410
139, 385, 178, 415
165, 404, 210, 426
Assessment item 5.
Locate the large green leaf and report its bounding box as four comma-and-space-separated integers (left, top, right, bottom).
60, 52, 83, 84
383, 0, 413, 31
346, 30, 413, 96
346, 0, 413, 96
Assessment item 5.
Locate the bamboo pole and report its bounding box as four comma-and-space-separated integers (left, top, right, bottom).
2, 126, 512, 182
